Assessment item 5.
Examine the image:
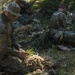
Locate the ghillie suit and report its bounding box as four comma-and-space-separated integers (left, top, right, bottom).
24, 54, 56, 75
13, 24, 34, 48
14, 18, 41, 32
24, 54, 45, 71
16, 15, 33, 25
31, 29, 52, 50
31, 29, 75, 50
13, 19, 42, 48
14, 24, 34, 34
13, 15, 42, 32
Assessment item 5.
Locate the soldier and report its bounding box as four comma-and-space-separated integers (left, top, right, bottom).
0, 2, 28, 74
49, 3, 72, 30
15, 0, 30, 15
12, 0, 33, 28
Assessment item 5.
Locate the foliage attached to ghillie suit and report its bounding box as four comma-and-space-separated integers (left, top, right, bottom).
24, 54, 56, 73
24, 54, 44, 71
14, 18, 42, 35
14, 18, 41, 34
31, 27, 75, 50
31, 29, 53, 50
15, 24, 34, 34
14, 19, 42, 49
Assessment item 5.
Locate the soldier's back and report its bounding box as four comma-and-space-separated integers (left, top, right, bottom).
49, 11, 66, 30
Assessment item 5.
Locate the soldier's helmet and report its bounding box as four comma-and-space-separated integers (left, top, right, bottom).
4, 1, 21, 16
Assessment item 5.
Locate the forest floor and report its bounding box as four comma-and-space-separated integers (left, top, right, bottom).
41, 47, 75, 75
23, 43, 75, 75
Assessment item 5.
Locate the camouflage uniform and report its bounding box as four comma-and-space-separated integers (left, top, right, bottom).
0, 2, 28, 74
49, 29, 75, 45
17, 15, 33, 25
49, 11, 72, 30
14, 0, 31, 26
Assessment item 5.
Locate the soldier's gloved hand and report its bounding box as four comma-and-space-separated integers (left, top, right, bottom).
18, 48, 29, 59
